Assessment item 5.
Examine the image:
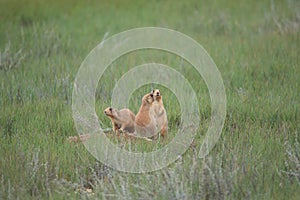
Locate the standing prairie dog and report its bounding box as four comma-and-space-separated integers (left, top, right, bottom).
151, 89, 168, 138
104, 107, 135, 134
135, 92, 157, 138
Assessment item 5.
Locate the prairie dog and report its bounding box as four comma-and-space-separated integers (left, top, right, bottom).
151, 89, 168, 138
104, 107, 135, 134
135, 92, 157, 138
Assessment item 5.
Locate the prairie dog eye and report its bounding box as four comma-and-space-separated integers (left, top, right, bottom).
109, 107, 112, 111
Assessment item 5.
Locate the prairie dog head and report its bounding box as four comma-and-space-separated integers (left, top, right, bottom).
151, 89, 162, 101
141, 93, 154, 106
104, 107, 117, 118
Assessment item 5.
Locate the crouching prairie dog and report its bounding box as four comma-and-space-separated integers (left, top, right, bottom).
151, 89, 168, 138
104, 107, 135, 134
135, 92, 157, 138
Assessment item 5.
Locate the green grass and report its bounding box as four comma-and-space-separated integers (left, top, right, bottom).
0, 0, 299, 199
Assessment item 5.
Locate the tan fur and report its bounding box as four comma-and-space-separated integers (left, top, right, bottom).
135, 92, 157, 137
151, 89, 168, 138
104, 107, 135, 134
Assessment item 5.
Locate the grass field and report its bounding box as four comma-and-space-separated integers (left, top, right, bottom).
0, 0, 299, 199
